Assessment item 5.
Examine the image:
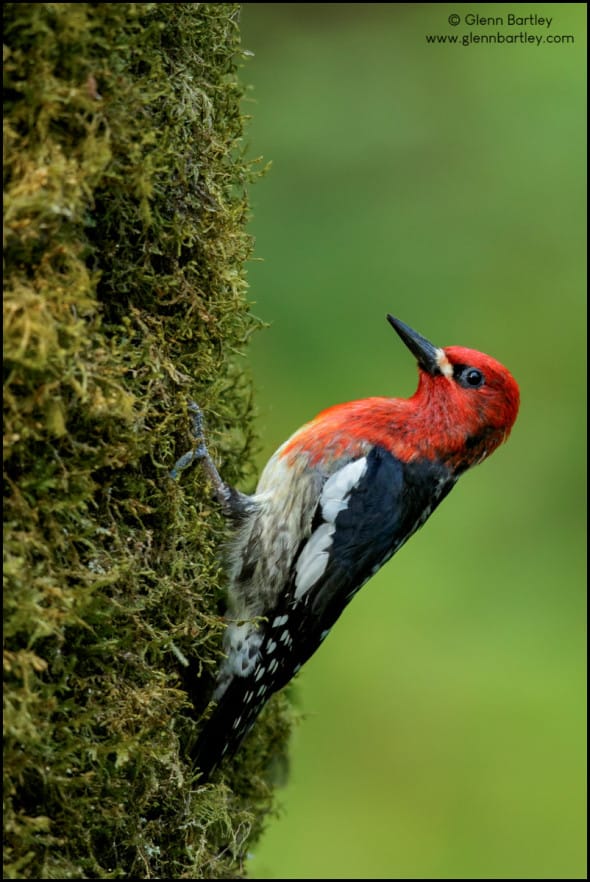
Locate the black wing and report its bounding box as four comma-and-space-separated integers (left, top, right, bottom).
268, 445, 454, 674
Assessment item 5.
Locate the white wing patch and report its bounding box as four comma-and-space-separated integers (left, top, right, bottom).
294, 522, 335, 598
320, 457, 368, 522
294, 457, 368, 599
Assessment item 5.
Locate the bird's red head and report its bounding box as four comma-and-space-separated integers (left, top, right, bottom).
388, 315, 520, 470
280, 316, 519, 474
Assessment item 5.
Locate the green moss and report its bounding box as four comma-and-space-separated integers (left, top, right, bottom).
3, 3, 291, 877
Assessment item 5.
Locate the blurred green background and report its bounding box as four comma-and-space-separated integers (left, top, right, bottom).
238, 4, 586, 878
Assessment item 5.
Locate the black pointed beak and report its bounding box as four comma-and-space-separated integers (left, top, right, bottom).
387, 314, 440, 375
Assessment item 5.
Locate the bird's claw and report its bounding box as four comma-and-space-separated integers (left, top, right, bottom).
170, 402, 210, 480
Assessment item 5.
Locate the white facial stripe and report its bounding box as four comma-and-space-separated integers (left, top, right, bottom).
435, 348, 454, 379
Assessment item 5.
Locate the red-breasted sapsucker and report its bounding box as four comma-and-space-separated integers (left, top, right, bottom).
172, 315, 520, 779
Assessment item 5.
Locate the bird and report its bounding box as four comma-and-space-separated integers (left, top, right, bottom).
171, 314, 520, 780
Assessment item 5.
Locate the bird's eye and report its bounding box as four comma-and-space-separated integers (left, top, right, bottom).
460, 367, 485, 388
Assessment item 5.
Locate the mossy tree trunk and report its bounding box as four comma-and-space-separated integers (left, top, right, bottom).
3, 4, 290, 878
